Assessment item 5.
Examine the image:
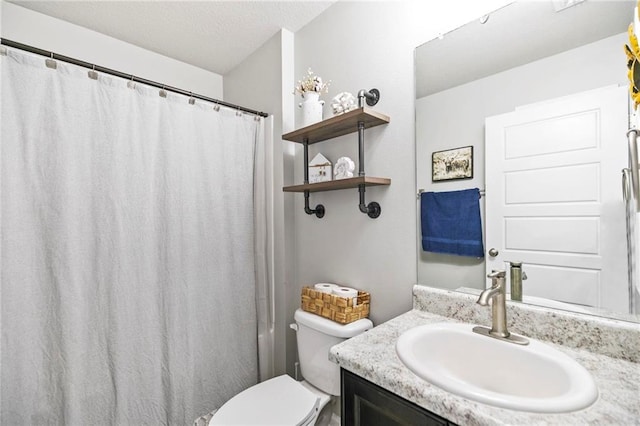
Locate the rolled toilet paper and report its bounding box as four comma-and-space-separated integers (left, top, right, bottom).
333, 286, 358, 306
314, 283, 338, 294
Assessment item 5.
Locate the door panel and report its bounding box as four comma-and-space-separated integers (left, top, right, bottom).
504, 217, 599, 254
485, 85, 628, 312
522, 264, 600, 306
505, 164, 600, 204
504, 110, 599, 158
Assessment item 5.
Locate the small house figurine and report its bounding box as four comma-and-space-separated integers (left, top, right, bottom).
309, 153, 332, 183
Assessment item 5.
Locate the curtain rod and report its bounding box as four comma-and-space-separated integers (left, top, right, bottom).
1, 38, 269, 118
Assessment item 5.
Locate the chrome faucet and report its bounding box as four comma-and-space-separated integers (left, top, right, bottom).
509, 261, 527, 302
473, 270, 529, 345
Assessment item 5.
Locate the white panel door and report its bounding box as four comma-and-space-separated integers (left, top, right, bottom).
485, 85, 628, 312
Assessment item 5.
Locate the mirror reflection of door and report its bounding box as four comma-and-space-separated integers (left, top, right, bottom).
485, 85, 628, 313
414, 0, 637, 320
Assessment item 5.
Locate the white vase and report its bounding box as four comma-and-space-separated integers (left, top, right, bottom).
299, 92, 324, 127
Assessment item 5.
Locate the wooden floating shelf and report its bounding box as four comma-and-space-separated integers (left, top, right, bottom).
282, 95, 390, 218
283, 176, 391, 193
282, 107, 390, 145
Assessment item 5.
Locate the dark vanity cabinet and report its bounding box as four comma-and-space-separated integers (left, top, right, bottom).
341, 369, 457, 426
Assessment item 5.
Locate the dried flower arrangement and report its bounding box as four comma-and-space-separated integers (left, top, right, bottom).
294, 68, 330, 98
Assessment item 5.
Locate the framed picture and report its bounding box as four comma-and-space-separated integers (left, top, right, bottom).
432, 146, 473, 182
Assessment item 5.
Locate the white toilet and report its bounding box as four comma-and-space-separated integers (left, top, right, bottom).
209, 309, 373, 425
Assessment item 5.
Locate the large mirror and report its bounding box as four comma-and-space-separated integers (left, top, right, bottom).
415, 0, 640, 322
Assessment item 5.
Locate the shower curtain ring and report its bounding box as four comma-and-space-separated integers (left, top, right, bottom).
127, 75, 136, 89
188, 92, 195, 105
88, 64, 98, 80
159, 85, 167, 98
213, 102, 220, 112
45, 52, 57, 69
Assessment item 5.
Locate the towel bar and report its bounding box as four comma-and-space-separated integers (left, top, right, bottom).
417, 188, 485, 199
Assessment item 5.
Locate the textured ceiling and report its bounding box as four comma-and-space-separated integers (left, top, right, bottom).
8, 0, 337, 75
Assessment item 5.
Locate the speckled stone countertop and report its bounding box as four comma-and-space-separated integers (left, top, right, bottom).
329, 286, 640, 425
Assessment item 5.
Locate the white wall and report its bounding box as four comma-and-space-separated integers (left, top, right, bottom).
1, 1, 223, 98
219, 0, 518, 378
291, 2, 419, 328
416, 32, 628, 290
288, 0, 517, 331
224, 29, 296, 378
293, 2, 415, 327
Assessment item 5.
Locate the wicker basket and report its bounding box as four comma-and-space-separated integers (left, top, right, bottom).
300, 286, 370, 324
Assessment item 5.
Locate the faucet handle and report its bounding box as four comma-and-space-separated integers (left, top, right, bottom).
487, 270, 506, 279
487, 270, 506, 292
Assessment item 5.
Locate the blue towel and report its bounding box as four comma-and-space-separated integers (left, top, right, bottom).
421, 188, 484, 257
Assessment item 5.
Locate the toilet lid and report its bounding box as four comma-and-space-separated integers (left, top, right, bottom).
209, 375, 319, 426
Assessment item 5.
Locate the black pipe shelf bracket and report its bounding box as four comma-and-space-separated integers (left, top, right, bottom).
302, 138, 325, 218
282, 88, 390, 219
356, 120, 381, 219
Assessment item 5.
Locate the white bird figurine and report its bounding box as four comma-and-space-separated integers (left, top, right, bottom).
334, 157, 355, 179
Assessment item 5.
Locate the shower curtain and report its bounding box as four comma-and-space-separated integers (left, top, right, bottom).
1, 48, 271, 424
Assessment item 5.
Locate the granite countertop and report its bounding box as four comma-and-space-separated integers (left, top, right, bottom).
329, 291, 640, 425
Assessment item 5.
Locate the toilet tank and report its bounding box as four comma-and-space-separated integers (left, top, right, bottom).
294, 309, 373, 396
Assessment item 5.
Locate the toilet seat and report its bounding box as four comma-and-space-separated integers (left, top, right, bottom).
209, 375, 322, 426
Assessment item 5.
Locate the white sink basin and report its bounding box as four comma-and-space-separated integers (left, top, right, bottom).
396, 323, 598, 413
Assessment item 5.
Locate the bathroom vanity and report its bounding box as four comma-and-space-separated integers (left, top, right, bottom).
341, 368, 454, 425
331, 286, 640, 425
